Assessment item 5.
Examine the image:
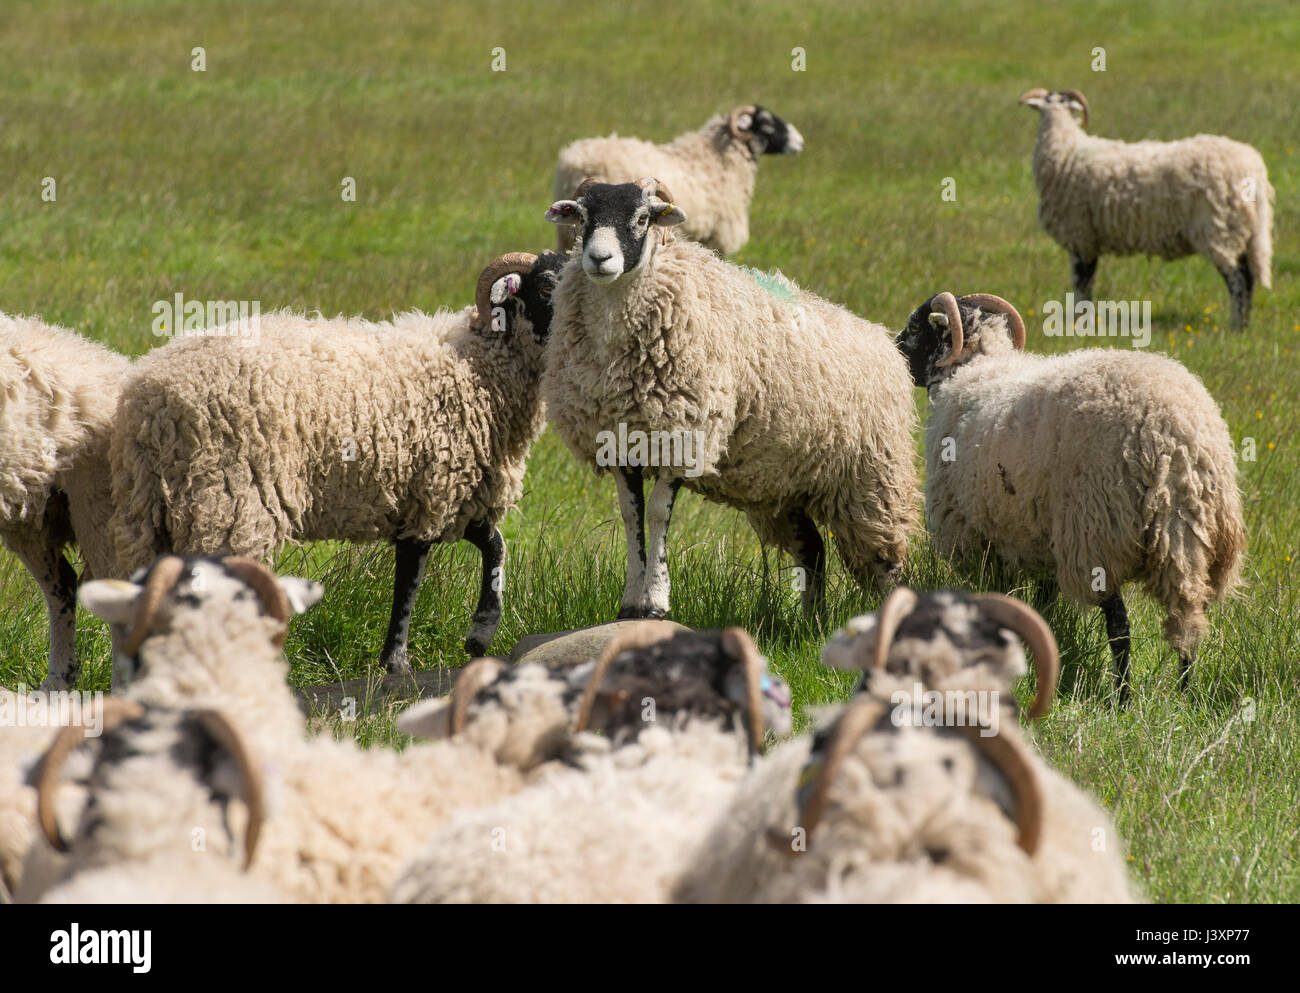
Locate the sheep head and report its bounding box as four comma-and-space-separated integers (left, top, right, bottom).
1019, 88, 1088, 130
728, 105, 805, 155
823, 587, 1059, 721
894, 292, 1026, 386
471, 251, 567, 344
545, 179, 686, 285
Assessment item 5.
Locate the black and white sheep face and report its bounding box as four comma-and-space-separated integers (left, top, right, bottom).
1018, 89, 1086, 123
491, 251, 567, 344
747, 106, 804, 155
895, 296, 953, 387
546, 182, 686, 284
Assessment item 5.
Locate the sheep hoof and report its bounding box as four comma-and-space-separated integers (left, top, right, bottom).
617, 606, 667, 620
382, 654, 413, 676
464, 636, 490, 658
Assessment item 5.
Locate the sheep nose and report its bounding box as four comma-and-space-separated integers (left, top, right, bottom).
587, 249, 613, 264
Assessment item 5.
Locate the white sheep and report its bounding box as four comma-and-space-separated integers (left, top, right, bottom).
0, 314, 131, 688
544, 179, 919, 620
893, 292, 1245, 698
1019, 88, 1274, 329
553, 105, 803, 256
26, 554, 587, 904
674, 695, 1138, 903
389, 623, 792, 903
109, 252, 567, 673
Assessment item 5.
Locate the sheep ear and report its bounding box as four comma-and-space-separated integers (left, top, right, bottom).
545, 200, 583, 226
490, 273, 523, 306
277, 577, 325, 615
650, 202, 686, 227
396, 698, 453, 740
78, 579, 143, 626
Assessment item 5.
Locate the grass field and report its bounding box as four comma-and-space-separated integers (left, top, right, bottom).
1, 0, 1297, 902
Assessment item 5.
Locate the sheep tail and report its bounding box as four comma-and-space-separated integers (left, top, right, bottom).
1248, 172, 1274, 290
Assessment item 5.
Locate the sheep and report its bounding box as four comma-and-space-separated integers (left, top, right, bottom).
543, 179, 919, 620
109, 252, 567, 674
823, 586, 1061, 722
11, 553, 324, 901
26, 554, 588, 904
388, 623, 793, 904
674, 695, 1138, 903
893, 291, 1245, 698
0, 314, 131, 689
34, 700, 285, 903
1019, 88, 1275, 330
553, 105, 803, 256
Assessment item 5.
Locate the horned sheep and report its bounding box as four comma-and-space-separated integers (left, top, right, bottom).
893, 292, 1245, 698
1019, 88, 1274, 329
553, 105, 803, 256
544, 179, 919, 620
109, 252, 567, 675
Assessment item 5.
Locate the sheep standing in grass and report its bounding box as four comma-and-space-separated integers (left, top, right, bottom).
553, 105, 803, 256
109, 252, 566, 672
893, 292, 1245, 697
544, 179, 919, 620
1019, 88, 1274, 329
1, 315, 130, 688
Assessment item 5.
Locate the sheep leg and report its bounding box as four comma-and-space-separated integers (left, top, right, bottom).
789, 510, 826, 614
1070, 254, 1098, 300
10, 536, 80, 690
614, 467, 649, 619
638, 477, 683, 619
1100, 592, 1131, 703
463, 520, 505, 657
379, 537, 431, 674
1219, 253, 1253, 330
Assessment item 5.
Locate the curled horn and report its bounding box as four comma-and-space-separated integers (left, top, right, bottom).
35, 698, 147, 852
220, 557, 291, 647
871, 586, 919, 671
720, 628, 767, 754
1018, 87, 1049, 105
969, 593, 1060, 721
961, 293, 1026, 352
573, 621, 678, 732
449, 658, 507, 736
471, 252, 540, 331
930, 292, 965, 368
781, 696, 888, 853
192, 709, 266, 870
120, 555, 187, 657
635, 176, 676, 206
728, 104, 757, 142
956, 724, 1044, 854
571, 177, 600, 200
1060, 89, 1089, 129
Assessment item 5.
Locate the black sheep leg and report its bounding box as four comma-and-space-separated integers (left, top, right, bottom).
464, 520, 505, 657
1101, 592, 1131, 704
379, 536, 431, 673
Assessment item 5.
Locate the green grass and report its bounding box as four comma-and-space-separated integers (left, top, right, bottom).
2, 0, 1298, 902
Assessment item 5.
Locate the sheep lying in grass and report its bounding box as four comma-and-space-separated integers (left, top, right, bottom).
674, 597, 1138, 904
553, 105, 803, 256
110, 252, 566, 675
1019, 88, 1274, 329
27, 555, 588, 904
0, 314, 131, 688
893, 292, 1245, 698
389, 623, 793, 904
544, 179, 919, 620
35, 700, 285, 904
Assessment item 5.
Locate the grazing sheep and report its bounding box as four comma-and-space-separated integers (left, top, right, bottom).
553, 105, 803, 256
544, 179, 919, 620
109, 252, 567, 673
35, 701, 285, 903
0, 314, 130, 688
27, 554, 569, 904
1019, 88, 1274, 329
389, 624, 792, 904
893, 292, 1245, 697
823, 586, 1060, 721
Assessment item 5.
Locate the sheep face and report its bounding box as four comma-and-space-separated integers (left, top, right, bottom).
488, 251, 567, 344
895, 294, 961, 386
1018, 88, 1088, 129
744, 106, 804, 155
546, 181, 685, 284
